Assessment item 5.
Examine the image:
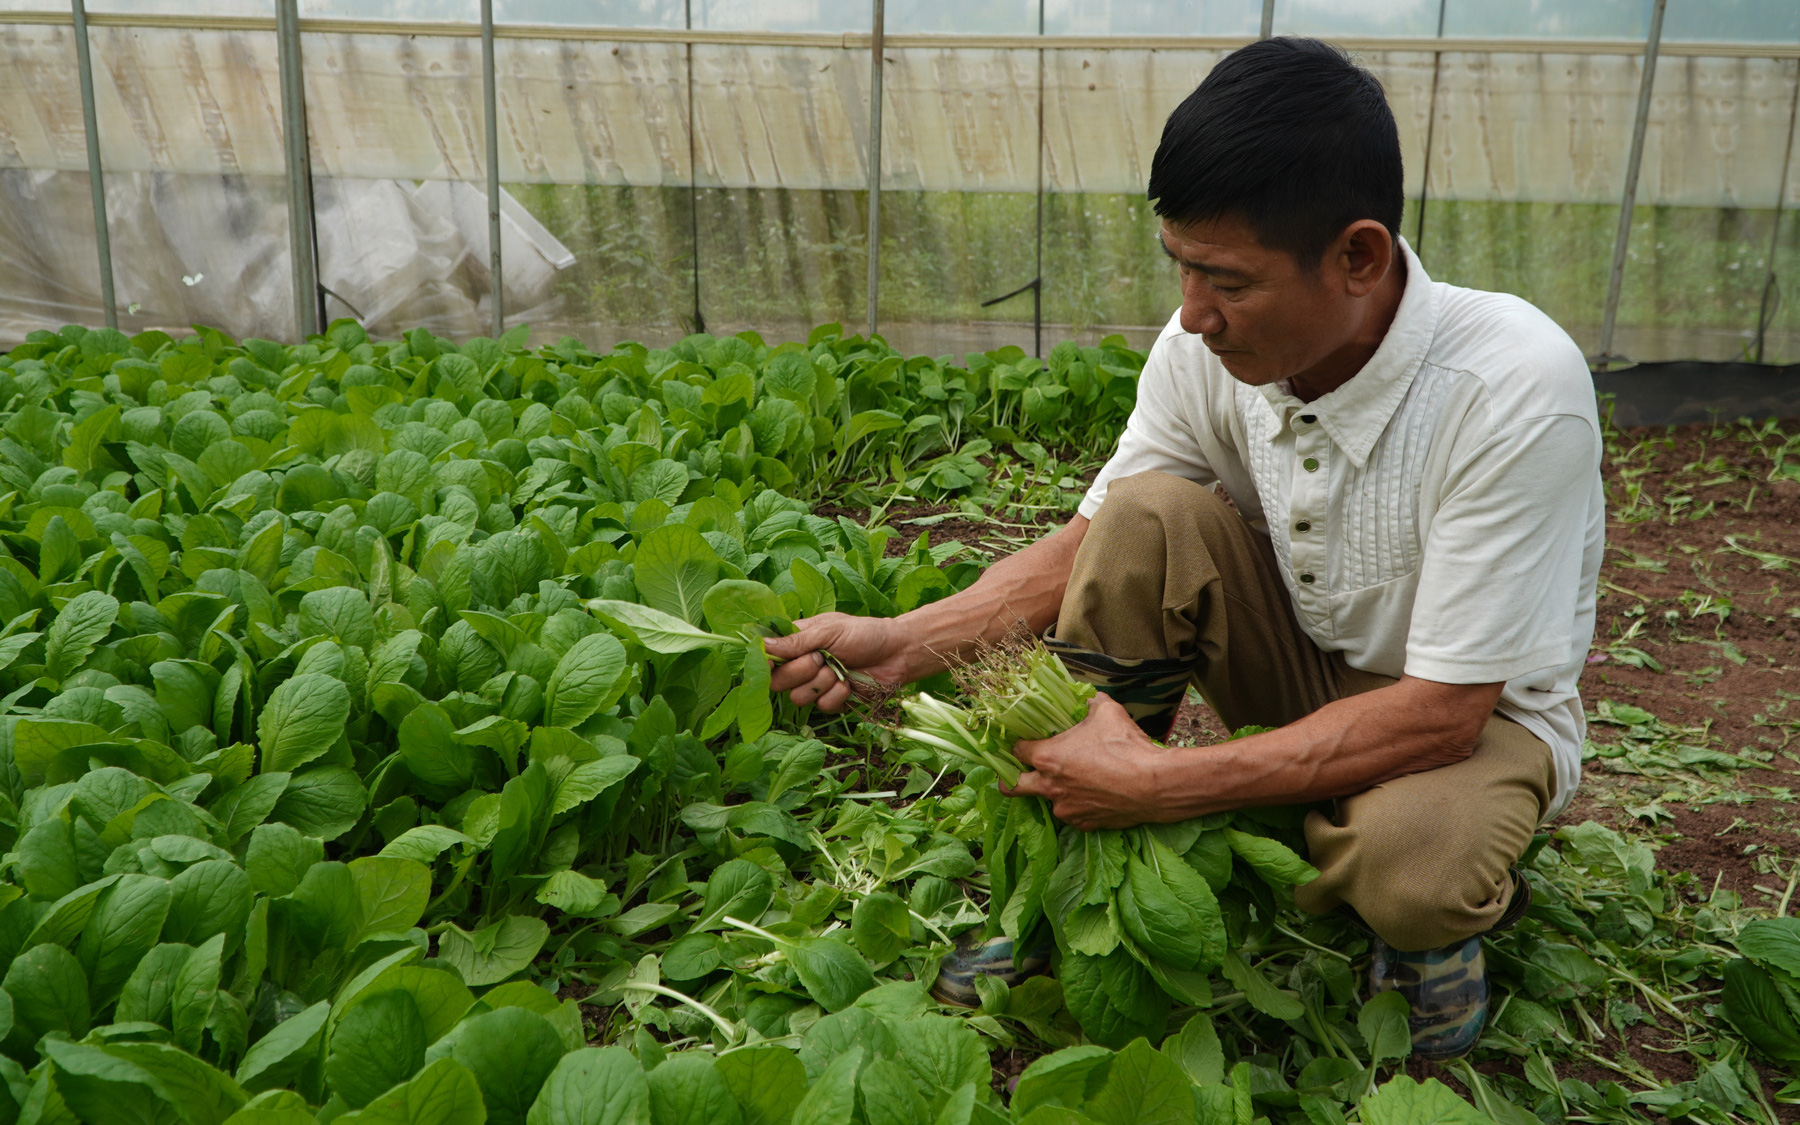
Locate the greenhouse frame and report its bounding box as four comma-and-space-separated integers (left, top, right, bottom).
4, 0, 1800, 367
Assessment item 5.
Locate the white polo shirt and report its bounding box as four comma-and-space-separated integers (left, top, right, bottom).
1079, 239, 1602, 819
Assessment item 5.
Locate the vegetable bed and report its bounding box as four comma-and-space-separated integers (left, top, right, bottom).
0, 320, 1794, 1125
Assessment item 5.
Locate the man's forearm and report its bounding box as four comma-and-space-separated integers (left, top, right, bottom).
1137, 676, 1503, 819
888, 514, 1089, 681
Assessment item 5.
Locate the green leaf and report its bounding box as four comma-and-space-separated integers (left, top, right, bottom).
550, 756, 639, 816
1011, 1047, 1114, 1121
788, 937, 875, 1013
45, 589, 119, 683
536, 869, 617, 917
1116, 852, 1204, 971
857, 1055, 929, 1125
399, 702, 472, 794
271, 766, 368, 841
213, 772, 292, 845
889, 1016, 987, 1111
646, 1055, 741, 1125
1221, 828, 1318, 886
163, 859, 254, 949
439, 915, 550, 987
715, 1046, 806, 1125
104, 1041, 250, 1125
850, 892, 912, 964
544, 633, 630, 727
446, 1007, 566, 1125
45, 1038, 249, 1125
1736, 918, 1800, 978
245, 822, 324, 897
1358, 989, 1412, 1065
1083, 1037, 1193, 1125
586, 599, 735, 655
336, 1057, 486, 1125
235, 1000, 330, 1093
349, 856, 432, 940
4, 941, 91, 1043
1723, 958, 1800, 1062
691, 859, 774, 935
1218, 951, 1303, 1021
1058, 948, 1169, 1049
299, 587, 377, 652
526, 1047, 649, 1125
790, 1047, 862, 1125
329, 989, 428, 1108
701, 579, 792, 642
78, 873, 173, 1008
258, 673, 353, 774
380, 825, 476, 864
1358, 1077, 1490, 1125
632, 524, 722, 625
117, 942, 195, 1026
364, 967, 475, 1046
1160, 1011, 1224, 1086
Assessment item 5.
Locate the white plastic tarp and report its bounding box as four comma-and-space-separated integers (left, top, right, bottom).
0, 173, 573, 343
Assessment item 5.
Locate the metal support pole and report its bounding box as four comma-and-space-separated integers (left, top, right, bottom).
481, 0, 503, 337
1754, 63, 1800, 365
685, 0, 704, 334
1260, 0, 1275, 40
275, 0, 320, 339
1594, 0, 1667, 370
865, 0, 884, 339
1413, 0, 1448, 257
1033, 0, 1044, 358
71, 0, 117, 329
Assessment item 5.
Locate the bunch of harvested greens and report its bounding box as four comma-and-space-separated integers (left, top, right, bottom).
895, 639, 1318, 1045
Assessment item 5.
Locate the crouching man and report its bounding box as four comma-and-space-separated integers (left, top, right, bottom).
768, 36, 1602, 1060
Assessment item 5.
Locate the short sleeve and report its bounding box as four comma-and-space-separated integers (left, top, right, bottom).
1077, 338, 1219, 520
1404, 413, 1600, 684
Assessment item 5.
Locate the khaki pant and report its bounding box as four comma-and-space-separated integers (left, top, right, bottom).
1057, 471, 1555, 951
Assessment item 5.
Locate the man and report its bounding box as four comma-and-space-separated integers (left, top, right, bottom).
767, 37, 1602, 1060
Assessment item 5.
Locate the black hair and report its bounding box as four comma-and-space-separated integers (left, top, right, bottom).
1147, 37, 1403, 267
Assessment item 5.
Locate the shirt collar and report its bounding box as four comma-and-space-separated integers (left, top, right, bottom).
1256, 237, 1440, 469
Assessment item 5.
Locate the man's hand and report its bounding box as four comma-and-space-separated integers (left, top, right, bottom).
763, 513, 1091, 713
1008, 675, 1505, 827
765, 614, 912, 711
1008, 694, 1172, 830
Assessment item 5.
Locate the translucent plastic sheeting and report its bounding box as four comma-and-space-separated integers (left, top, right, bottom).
0, 169, 573, 342
1423, 53, 1800, 207
0, 170, 294, 341
8, 22, 1795, 210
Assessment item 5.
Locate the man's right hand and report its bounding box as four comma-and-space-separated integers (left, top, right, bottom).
765, 613, 913, 712
762, 511, 1090, 713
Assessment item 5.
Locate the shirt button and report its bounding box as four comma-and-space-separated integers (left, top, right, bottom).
1302, 457, 1319, 472
1300, 414, 1316, 424
1295, 520, 1311, 532
1299, 572, 1316, 584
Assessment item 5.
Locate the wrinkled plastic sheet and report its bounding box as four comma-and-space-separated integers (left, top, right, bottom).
0, 170, 572, 345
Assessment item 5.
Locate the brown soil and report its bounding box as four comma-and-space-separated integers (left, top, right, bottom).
1556, 420, 1800, 904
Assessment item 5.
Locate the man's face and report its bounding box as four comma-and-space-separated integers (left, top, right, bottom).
1160, 215, 1371, 389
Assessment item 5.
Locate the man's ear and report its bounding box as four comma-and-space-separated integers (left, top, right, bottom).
1335, 220, 1395, 297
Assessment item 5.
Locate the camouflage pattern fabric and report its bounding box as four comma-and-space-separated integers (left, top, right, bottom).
1043, 633, 1192, 741
929, 932, 1055, 1008
1359, 872, 1530, 1060
1369, 933, 1490, 1060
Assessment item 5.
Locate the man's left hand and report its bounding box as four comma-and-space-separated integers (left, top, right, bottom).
1007, 694, 1173, 829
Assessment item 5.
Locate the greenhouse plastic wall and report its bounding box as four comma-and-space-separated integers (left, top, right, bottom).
1, 0, 1798, 364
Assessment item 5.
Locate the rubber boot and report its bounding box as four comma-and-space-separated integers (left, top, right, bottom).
1365, 870, 1532, 1061
1042, 633, 1193, 741
929, 931, 1055, 1008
